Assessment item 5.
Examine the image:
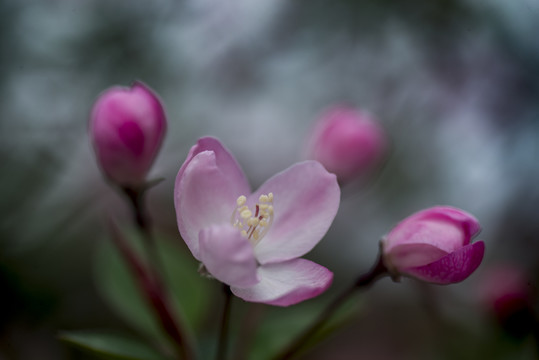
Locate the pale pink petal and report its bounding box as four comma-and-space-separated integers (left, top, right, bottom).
401, 241, 485, 284
176, 137, 250, 193
249, 161, 340, 264
384, 243, 449, 270
199, 224, 259, 288
174, 150, 248, 259
231, 258, 333, 306
384, 206, 481, 254
420, 206, 481, 244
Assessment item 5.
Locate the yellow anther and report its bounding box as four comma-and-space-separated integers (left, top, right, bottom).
247, 218, 259, 226
236, 195, 247, 206
231, 192, 274, 244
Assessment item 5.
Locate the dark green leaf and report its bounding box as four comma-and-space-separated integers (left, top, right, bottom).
59, 330, 169, 360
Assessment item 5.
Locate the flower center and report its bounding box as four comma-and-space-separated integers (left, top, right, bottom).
231, 192, 274, 246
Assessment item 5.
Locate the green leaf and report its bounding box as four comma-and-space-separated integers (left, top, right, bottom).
248, 291, 363, 360
59, 330, 169, 360
94, 231, 212, 346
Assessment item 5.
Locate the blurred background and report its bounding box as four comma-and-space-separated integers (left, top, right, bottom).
1, 0, 539, 359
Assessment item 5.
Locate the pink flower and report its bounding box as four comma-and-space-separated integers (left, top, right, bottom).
381, 206, 485, 284
90, 82, 166, 187
305, 106, 386, 183
174, 137, 340, 306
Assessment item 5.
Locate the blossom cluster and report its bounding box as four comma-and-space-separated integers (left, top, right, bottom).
85, 81, 487, 359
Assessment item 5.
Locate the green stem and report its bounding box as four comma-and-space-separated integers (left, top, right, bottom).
217, 285, 233, 360
273, 253, 388, 360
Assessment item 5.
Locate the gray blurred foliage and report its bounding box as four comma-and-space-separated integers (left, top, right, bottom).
1, 0, 539, 359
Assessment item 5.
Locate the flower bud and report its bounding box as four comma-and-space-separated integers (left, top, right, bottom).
90, 82, 166, 187
478, 264, 535, 337
305, 106, 386, 183
381, 206, 485, 284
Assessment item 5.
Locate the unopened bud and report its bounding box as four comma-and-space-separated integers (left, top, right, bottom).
90, 81, 166, 186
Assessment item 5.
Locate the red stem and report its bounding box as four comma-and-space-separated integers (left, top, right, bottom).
109, 223, 193, 360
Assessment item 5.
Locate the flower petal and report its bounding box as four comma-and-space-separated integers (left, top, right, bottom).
231, 258, 333, 306
419, 206, 481, 244
250, 161, 340, 264
401, 241, 485, 284
176, 137, 250, 193
384, 206, 481, 254
174, 149, 249, 259
384, 243, 449, 271
199, 224, 259, 288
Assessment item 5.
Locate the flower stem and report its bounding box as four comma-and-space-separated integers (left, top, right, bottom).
274, 253, 388, 360
122, 186, 166, 282
119, 185, 194, 360
217, 284, 233, 360
108, 223, 193, 360
233, 303, 265, 360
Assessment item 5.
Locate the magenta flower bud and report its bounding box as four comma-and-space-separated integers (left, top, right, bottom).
305, 106, 386, 183
381, 206, 485, 284
90, 82, 166, 187
478, 265, 532, 325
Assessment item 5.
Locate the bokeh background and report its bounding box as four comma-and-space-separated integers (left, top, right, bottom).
1, 0, 539, 359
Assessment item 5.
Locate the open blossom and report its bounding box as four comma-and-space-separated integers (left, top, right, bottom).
381, 206, 485, 284
90, 82, 166, 187
305, 106, 386, 183
174, 137, 340, 306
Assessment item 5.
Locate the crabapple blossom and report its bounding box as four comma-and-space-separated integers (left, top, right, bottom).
381, 206, 485, 284
305, 106, 386, 183
174, 137, 340, 306
90, 81, 166, 187
478, 264, 535, 337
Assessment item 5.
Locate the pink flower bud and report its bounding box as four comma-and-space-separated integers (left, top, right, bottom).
381, 206, 485, 284
90, 82, 166, 187
305, 106, 386, 183
478, 264, 532, 324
